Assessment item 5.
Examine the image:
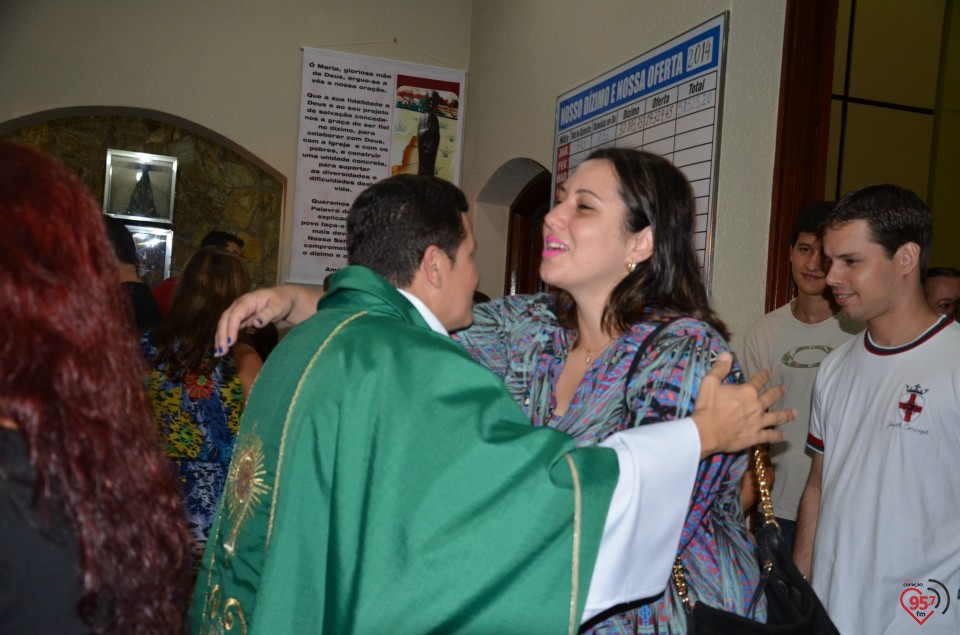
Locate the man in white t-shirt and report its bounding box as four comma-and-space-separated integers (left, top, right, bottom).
794, 184, 960, 635
741, 202, 860, 548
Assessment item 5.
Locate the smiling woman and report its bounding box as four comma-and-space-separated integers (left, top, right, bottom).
540, 159, 650, 307
454, 149, 761, 634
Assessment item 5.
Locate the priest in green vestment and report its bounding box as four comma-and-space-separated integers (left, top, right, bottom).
192, 175, 786, 634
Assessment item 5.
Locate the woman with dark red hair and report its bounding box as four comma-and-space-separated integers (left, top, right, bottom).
0, 141, 192, 633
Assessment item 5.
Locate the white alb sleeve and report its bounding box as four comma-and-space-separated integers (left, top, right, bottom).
581, 418, 700, 624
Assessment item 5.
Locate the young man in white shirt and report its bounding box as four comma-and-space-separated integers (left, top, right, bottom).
794, 184, 960, 635
740, 202, 860, 548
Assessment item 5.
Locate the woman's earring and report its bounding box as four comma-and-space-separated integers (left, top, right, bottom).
626, 262, 637, 273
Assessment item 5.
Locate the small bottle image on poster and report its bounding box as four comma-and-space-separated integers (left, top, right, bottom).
391, 76, 461, 180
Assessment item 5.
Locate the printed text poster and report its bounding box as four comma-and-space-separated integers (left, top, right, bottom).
290, 48, 466, 284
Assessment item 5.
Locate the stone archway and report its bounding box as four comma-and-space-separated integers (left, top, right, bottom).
0, 106, 284, 288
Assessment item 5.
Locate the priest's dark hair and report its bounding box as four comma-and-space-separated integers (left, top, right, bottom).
0, 141, 192, 634
347, 174, 468, 286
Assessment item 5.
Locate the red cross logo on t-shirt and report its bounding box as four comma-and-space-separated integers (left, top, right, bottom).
899, 394, 923, 422
898, 384, 927, 423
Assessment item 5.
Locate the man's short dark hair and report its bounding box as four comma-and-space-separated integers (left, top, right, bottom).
104, 215, 139, 266
790, 201, 834, 246
201, 231, 244, 249
927, 266, 960, 280
826, 184, 933, 272
347, 174, 468, 287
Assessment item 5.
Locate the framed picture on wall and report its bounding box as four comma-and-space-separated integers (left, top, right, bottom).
124, 224, 173, 289
103, 149, 178, 223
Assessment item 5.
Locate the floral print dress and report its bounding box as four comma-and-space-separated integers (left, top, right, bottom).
454, 294, 763, 634
141, 331, 243, 566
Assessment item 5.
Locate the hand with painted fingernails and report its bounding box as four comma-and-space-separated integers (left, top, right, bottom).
214, 285, 323, 356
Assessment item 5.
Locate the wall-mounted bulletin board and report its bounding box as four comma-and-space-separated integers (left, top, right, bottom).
552, 13, 728, 289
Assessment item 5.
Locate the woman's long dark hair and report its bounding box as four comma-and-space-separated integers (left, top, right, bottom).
558, 148, 729, 339
0, 142, 191, 633
152, 246, 250, 376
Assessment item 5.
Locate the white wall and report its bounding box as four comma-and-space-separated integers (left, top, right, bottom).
0, 0, 472, 285
464, 0, 786, 344
0, 0, 783, 343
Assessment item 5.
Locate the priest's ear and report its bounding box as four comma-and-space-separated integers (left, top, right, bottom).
416, 244, 447, 290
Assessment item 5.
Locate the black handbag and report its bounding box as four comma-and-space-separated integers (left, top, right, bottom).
674, 446, 840, 634
608, 318, 839, 634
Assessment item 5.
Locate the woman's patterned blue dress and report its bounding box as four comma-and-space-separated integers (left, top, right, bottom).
141, 331, 243, 568
454, 295, 763, 634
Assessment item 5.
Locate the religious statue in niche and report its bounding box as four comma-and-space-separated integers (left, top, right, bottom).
103, 149, 178, 224
126, 166, 159, 217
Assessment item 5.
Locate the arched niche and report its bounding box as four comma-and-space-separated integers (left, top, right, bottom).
476, 158, 551, 296
0, 107, 284, 288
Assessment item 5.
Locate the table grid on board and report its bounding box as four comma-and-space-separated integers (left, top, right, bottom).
556, 70, 718, 267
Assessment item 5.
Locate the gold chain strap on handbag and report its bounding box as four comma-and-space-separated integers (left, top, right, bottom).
752, 444, 779, 532
674, 445, 777, 608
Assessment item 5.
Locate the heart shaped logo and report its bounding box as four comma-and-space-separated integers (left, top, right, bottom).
900, 587, 935, 625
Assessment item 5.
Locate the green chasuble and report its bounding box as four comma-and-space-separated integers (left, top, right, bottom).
191, 266, 619, 634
